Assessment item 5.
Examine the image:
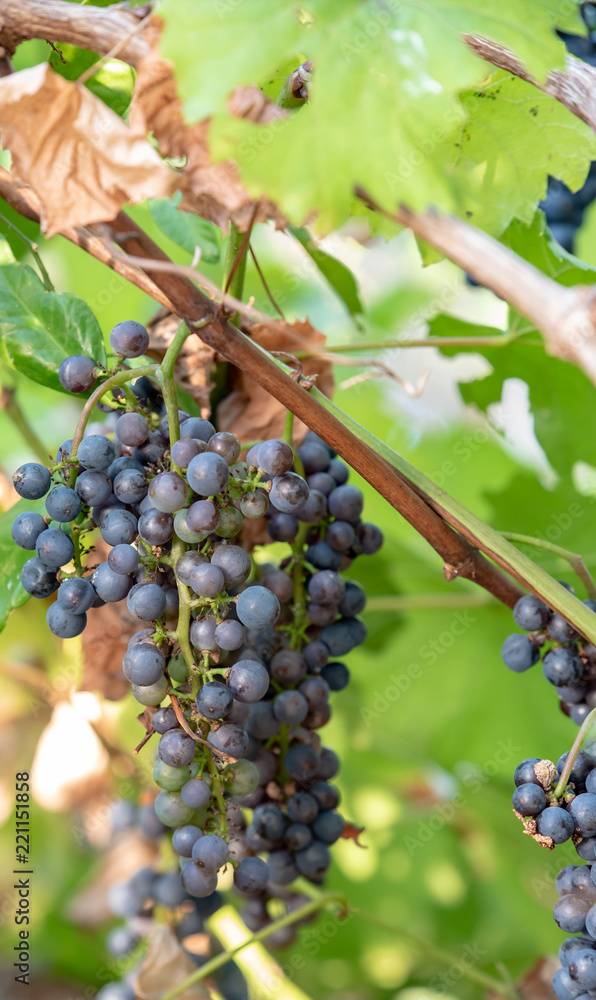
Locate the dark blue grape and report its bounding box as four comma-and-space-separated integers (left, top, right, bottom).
513, 594, 550, 630
172, 824, 203, 858
558, 751, 596, 792
107, 456, 145, 483
105, 926, 138, 958
171, 438, 206, 469
192, 833, 229, 871
189, 563, 225, 598
544, 647, 583, 686
570, 794, 596, 836
149, 471, 187, 513
234, 856, 269, 894
269, 649, 306, 685
208, 431, 241, 465
57, 577, 96, 614
247, 702, 280, 740
560, 938, 596, 967
138, 508, 174, 546
303, 641, 329, 671
310, 781, 340, 810
269, 472, 309, 513
92, 562, 133, 602
179, 417, 215, 443
75, 469, 112, 507
158, 730, 196, 767
312, 810, 344, 844
296, 490, 327, 523
261, 569, 293, 604
189, 616, 218, 651
211, 545, 251, 587
236, 587, 280, 629
287, 793, 318, 824
257, 439, 293, 476
328, 483, 363, 522
122, 642, 165, 684
180, 862, 218, 898
569, 950, 596, 990
227, 660, 269, 703
151, 705, 179, 734
273, 690, 308, 725
116, 412, 148, 447
267, 512, 299, 542
320, 617, 366, 656
295, 841, 331, 880
175, 550, 205, 586
298, 439, 331, 474
196, 680, 233, 719
113, 469, 147, 505
512, 783, 547, 816
356, 522, 383, 555
548, 612, 579, 644
514, 758, 541, 786
36, 528, 74, 568
552, 967, 585, 1000
153, 872, 187, 907
328, 457, 348, 484
13, 463, 51, 500
321, 662, 350, 691
308, 570, 344, 607
47, 602, 86, 638
307, 472, 336, 497
101, 509, 138, 546
284, 744, 319, 782
267, 850, 298, 885
20, 557, 58, 598
326, 520, 356, 552
316, 747, 339, 780
181, 778, 211, 809
45, 486, 81, 522
108, 544, 139, 576
554, 895, 592, 932
186, 452, 229, 496
58, 354, 97, 393
253, 802, 286, 840
127, 582, 167, 621
207, 724, 249, 759
214, 619, 245, 651
306, 541, 342, 571
501, 634, 540, 672
537, 806, 575, 843
78, 435, 115, 471
285, 823, 312, 852
110, 320, 149, 358
11, 511, 47, 550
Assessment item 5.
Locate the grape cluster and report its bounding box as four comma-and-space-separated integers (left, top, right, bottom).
11, 322, 383, 972
501, 591, 596, 726
512, 750, 596, 847
541, 3, 596, 254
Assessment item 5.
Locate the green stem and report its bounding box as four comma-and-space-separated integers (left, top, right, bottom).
290, 521, 309, 649
0, 209, 54, 291
170, 535, 195, 677
0, 385, 47, 462
223, 223, 248, 309
161, 892, 347, 1000
501, 532, 596, 599
293, 332, 536, 357
355, 910, 522, 1000
70, 364, 159, 461
206, 756, 227, 836
555, 706, 596, 798
281, 407, 295, 447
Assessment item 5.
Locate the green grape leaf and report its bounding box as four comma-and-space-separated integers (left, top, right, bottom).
289, 226, 362, 315
0, 498, 46, 632
429, 314, 596, 478
0, 234, 15, 265
502, 212, 596, 288
49, 44, 135, 116
0, 263, 107, 392
162, 0, 579, 232
439, 73, 596, 235
148, 193, 221, 263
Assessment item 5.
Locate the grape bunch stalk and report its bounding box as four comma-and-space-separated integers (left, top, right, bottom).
11, 319, 382, 998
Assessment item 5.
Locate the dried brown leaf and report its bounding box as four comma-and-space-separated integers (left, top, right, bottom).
136, 925, 210, 1000
66, 830, 158, 927
146, 313, 215, 414
81, 599, 140, 701
217, 319, 334, 444
0, 63, 175, 236
341, 822, 367, 847
130, 21, 285, 231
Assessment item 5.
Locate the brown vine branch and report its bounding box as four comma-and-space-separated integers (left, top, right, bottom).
0, 0, 150, 66
0, 168, 524, 610
355, 187, 596, 387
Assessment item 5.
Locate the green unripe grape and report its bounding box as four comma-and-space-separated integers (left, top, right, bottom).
168, 653, 190, 683
132, 676, 168, 706
153, 758, 191, 791
173, 509, 208, 544
215, 507, 243, 538
222, 758, 259, 796
154, 790, 194, 827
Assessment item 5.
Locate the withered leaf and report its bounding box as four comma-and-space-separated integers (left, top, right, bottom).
136, 925, 210, 1000
146, 313, 215, 414
217, 319, 334, 444
341, 823, 367, 847
0, 63, 175, 236
66, 830, 158, 928
130, 21, 285, 231
81, 599, 140, 702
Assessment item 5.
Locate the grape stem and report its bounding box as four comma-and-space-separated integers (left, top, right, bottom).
161, 891, 348, 1000
554, 705, 596, 798
69, 363, 158, 463
500, 532, 596, 600
0, 384, 48, 463
0, 208, 54, 291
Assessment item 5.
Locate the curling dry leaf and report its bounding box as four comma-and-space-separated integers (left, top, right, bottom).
130, 21, 284, 231
146, 313, 215, 414
81, 599, 140, 701
217, 319, 334, 443
0, 64, 174, 236
136, 925, 210, 1000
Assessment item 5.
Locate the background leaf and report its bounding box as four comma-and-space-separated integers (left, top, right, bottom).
148, 194, 221, 263
0, 263, 107, 391
289, 226, 363, 316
